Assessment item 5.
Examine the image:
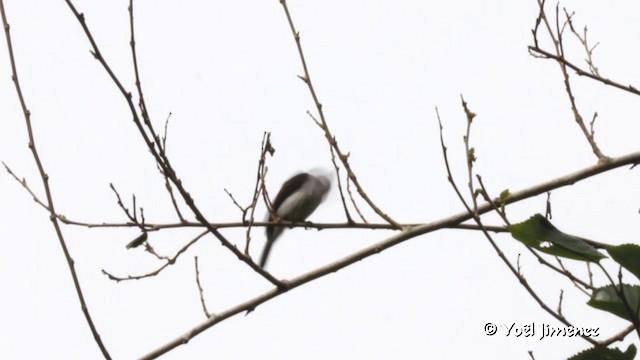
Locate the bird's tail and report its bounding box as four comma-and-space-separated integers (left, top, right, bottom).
259, 239, 275, 268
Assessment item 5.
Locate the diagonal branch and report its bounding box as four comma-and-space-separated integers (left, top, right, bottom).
438, 104, 597, 345
102, 230, 208, 281
0, 2, 112, 358
528, 46, 640, 97
62, 0, 281, 285
140, 145, 640, 358
279, 0, 399, 228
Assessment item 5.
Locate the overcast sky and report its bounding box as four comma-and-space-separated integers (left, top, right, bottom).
2, 1, 640, 359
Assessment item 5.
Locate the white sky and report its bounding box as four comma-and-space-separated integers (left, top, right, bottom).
2, 1, 640, 359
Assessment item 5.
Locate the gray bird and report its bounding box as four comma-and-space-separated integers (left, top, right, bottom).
260, 170, 332, 268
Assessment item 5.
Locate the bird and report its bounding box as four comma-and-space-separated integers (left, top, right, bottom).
259, 169, 332, 268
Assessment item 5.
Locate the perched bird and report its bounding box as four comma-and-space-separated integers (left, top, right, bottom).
260, 169, 332, 268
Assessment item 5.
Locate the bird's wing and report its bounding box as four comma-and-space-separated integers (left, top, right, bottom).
270, 173, 310, 216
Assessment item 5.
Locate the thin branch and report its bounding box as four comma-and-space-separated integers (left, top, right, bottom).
599, 324, 635, 347
437, 105, 597, 345
529, 45, 640, 96
162, 174, 186, 223
63, 0, 281, 285
280, 0, 398, 228
597, 262, 640, 337
128, 0, 162, 154
529, 2, 637, 160
555, 258, 591, 295
143, 242, 170, 262
557, 289, 564, 316
346, 175, 367, 223
6, 138, 640, 243
0, 167, 512, 234
307, 111, 353, 223
109, 183, 138, 224
545, 191, 552, 219
243, 132, 273, 255
476, 176, 594, 291
3, 162, 49, 209
160, 112, 186, 222
194, 256, 212, 318
529, 2, 632, 161
224, 188, 247, 214
130, 2, 184, 224
565, 15, 600, 77
589, 112, 598, 138
0, 2, 111, 358
143, 103, 640, 357
134, 142, 640, 358
102, 230, 207, 281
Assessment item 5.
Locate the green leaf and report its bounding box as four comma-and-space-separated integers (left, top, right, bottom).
498, 189, 510, 206
468, 148, 476, 163
569, 344, 636, 360
126, 231, 148, 249
607, 244, 640, 281
588, 284, 640, 323
498, 189, 510, 212
508, 214, 606, 262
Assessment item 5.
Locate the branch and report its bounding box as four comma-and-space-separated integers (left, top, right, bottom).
139, 146, 640, 358
438, 103, 596, 345
528, 46, 640, 96
476, 175, 594, 292
194, 256, 212, 318
280, 0, 398, 228
63, 0, 281, 285
0, 2, 111, 358
102, 230, 207, 281
242, 132, 273, 255
306, 111, 354, 222
529, 1, 638, 161
0, 163, 514, 237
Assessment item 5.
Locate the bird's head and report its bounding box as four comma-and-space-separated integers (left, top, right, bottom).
307, 167, 333, 195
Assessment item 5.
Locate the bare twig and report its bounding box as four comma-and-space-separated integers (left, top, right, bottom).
142, 242, 170, 261
63, 0, 281, 284
555, 258, 591, 295
545, 191, 552, 219
134, 142, 640, 358
109, 183, 141, 225
557, 289, 564, 316
3, 162, 50, 210
589, 112, 598, 138
0, 2, 112, 358
224, 188, 247, 214
599, 324, 635, 347
280, 0, 398, 228
243, 133, 273, 255
529, 0, 608, 162
194, 256, 212, 318
476, 175, 594, 292
597, 262, 640, 337
162, 174, 186, 223
7, 143, 640, 242
346, 175, 367, 223
437, 105, 597, 345
128, 0, 162, 154
0, 166, 512, 233
564, 9, 600, 77
307, 111, 353, 223
129, 2, 184, 224
529, 45, 640, 96
102, 230, 208, 281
